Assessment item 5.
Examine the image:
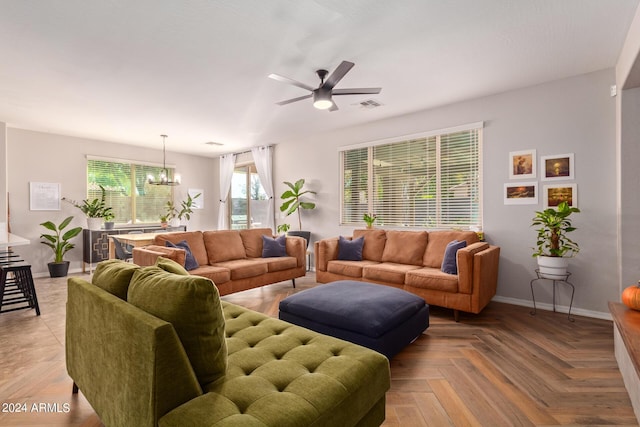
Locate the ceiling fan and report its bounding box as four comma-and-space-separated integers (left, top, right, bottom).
269, 60, 381, 112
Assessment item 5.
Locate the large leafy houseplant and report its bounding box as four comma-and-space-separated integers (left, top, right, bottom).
64, 185, 113, 219
40, 216, 83, 277
531, 201, 580, 279
280, 179, 316, 231
531, 201, 580, 257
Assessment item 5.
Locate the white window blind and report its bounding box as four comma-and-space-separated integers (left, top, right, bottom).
340, 125, 482, 229
87, 159, 174, 224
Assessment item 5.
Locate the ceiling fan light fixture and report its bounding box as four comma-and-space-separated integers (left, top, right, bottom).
148, 134, 181, 186
313, 90, 333, 110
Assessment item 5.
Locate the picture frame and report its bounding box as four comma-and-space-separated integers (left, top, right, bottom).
543, 183, 577, 209
29, 182, 61, 211
541, 153, 574, 181
504, 182, 538, 205
508, 149, 536, 179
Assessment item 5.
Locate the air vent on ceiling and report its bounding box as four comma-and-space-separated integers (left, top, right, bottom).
205, 141, 224, 146
358, 99, 383, 109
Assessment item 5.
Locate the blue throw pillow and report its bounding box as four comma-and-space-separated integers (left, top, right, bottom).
338, 235, 364, 261
441, 240, 467, 275
262, 234, 287, 257
166, 240, 199, 271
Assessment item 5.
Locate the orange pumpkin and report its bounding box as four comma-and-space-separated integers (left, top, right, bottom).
622, 283, 640, 311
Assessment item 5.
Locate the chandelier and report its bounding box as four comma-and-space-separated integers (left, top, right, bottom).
148, 134, 181, 186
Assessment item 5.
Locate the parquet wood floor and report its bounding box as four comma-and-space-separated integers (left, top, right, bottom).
0, 272, 637, 426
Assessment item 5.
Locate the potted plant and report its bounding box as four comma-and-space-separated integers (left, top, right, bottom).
363, 213, 377, 229
104, 211, 115, 230
164, 200, 180, 227
159, 213, 170, 228
277, 223, 290, 235
40, 216, 83, 278
63, 185, 113, 230
531, 201, 580, 279
177, 192, 201, 224
280, 179, 316, 246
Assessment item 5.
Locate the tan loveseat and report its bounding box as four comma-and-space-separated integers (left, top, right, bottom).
315, 229, 500, 320
133, 228, 306, 296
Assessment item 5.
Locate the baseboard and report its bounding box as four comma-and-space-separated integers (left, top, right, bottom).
491, 295, 612, 321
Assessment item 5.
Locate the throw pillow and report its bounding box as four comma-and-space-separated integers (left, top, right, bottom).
91, 259, 140, 300
262, 234, 287, 257
441, 240, 467, 275
166, 240, 199, 271
338, 235, 364, 261
128, 266, 227, 387
155, 256, 189, 276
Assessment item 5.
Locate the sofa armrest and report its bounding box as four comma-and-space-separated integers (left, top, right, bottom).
457, 242, 493, 294
133, 245, 186, 267
471, 245, 501, 305
314, 237, 340, 272
66, 278, 202, 427
285, 236, 306, 268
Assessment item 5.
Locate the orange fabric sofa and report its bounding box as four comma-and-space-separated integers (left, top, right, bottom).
132, 228, 306, 296
315, 229, 500, 320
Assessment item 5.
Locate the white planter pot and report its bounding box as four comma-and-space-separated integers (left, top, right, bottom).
169, 218, 181, 228
86, 217, 103, 231
537, 256, 570, 280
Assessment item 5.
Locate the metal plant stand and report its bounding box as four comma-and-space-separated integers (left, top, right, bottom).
530, 269, 575, 322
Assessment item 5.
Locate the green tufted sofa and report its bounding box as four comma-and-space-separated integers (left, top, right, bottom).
66, 260, 390, 426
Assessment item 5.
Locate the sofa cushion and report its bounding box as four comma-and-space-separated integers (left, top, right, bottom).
240, 228, 273, 258
423, 230, 479, 268
166, 240, 199, 271
338, 235, 364, 261
188, 265, 231, 285
91, 260, 140, 300
363, 262, 421, 284
154, 231, 209, 267
136, 244, 187, 266
264, 256, 298, 272
353, 229, 387, 262
441, 240, 467, 275
328, 260, 379, 278
214, 259, 269, 280
381, 230, 428, 266
155, 256, 190, 276
262, 234, 287, 257
405, 267, 460, 292
127, 266, 227, 387
204, 230, 247, 264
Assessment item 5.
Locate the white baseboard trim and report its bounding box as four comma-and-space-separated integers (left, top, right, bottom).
492, 295, 612, 321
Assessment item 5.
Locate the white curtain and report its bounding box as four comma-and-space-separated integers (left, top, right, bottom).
217, 153, 236, 229
251, 145, 275, 231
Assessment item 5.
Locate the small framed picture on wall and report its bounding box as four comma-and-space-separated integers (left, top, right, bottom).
504, 182, 538, 205
508, 149, 536, 179
543, 183, 577, 208
541, 153, 574, 181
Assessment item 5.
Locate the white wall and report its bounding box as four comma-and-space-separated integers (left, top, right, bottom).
6, 129, 219, 276
273, 68, 617, 317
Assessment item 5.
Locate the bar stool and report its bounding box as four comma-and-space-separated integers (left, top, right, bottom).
0, 262, 40, 315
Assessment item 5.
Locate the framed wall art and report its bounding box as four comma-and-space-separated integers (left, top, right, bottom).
30, 182, 61, 211
543, 183, 577, 208
504, 182, 538, 205
508, 149, 536, 179
541, 153, 574, 181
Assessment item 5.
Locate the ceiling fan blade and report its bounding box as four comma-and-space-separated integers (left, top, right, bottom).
268, 73, 315, 92
275, 93, 313, 106
328, 101, 339, 112
332, 87, 382, 95
323, 61, 354, 90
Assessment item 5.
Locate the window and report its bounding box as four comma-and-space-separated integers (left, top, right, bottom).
340, 123, 482, 229
229, 164, 268, 229
87, 157, 174, 224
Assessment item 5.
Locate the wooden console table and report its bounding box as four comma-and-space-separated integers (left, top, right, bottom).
609, 301, 640, 421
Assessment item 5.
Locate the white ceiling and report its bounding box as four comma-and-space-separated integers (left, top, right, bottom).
0, 0, 638, 157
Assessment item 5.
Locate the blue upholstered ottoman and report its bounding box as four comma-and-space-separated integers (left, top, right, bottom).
279, 280, 429, 358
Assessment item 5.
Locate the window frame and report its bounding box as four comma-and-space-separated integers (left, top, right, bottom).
339, 122, 483, 230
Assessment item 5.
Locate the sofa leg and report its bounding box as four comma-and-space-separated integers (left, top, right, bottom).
453, 310, 460, 322
72, 382, 78, 394
292, 278, 296, 288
